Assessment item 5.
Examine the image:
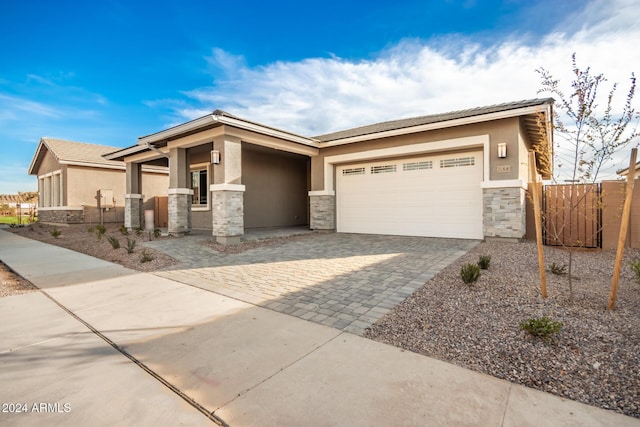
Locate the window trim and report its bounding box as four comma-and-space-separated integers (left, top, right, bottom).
190, 163, 210, 211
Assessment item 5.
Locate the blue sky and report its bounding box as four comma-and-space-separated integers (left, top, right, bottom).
1, 0, 639, 193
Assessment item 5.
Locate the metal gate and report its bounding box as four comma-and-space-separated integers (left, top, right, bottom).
543, 183, 602, 248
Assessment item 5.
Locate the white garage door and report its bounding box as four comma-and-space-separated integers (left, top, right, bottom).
336, 151, 483, 239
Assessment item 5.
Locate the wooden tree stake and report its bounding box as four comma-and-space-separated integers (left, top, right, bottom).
608, 148, 638, 310
529, 151, 547, 298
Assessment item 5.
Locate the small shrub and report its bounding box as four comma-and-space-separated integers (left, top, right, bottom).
50, 227, 61, 238
549, 262, 567, 276
126, 238, 136, 254
140, 249, 153, 263
629, 260, 640, 283
135, 227, 143, 236
119, 225, 129, 235
478, 255, 491, 270
519, 316, 563, 341
153, 228, 161, 238
87, 226, 95, 233
460, 263, 481, 284
95, 224, 107, 240
106, 235, 120, 249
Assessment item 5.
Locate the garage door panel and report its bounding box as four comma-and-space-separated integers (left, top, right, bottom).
336, 152, 483, 239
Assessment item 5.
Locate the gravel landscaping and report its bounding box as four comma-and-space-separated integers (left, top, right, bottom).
365, 240, 640, 419
7, 223, 179, 272
0, 261, 37, 298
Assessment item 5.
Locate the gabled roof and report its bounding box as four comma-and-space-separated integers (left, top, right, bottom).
28, 138, 168, 175
314, 98, 554, 142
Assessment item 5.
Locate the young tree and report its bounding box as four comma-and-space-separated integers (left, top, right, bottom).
536, 53, 639, 295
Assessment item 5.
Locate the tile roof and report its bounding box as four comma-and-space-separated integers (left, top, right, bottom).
39, 138, 123, 167
313, 98, 554, 142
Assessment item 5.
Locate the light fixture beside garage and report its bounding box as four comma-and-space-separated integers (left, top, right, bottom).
211, 150, 221, 164
497, 143, 507, 158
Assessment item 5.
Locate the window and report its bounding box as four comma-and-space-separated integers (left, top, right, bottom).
342, 167, 366, 176
440, 157, 475, 168
371, 164, 397, 174
403, 161, 433, 171
191, 169, 208, 205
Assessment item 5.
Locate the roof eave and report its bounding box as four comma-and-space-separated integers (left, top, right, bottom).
137, 113, 319, 149
319, 102, 554, 147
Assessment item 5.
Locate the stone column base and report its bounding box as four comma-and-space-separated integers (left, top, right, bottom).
124, 194, 143, 229
211, 184, 245, 245
309, 192, 335, 230
168, 189, 192, 236
483, 186, 526, 239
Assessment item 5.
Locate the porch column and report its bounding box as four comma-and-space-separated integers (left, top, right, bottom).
309, 190, 335, 230
168, 147, 192, 236
481, 181, 527, 240
124, 162, 143, 229
211, 135, 244, 245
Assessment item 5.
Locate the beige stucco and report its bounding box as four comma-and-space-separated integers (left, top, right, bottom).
311, 118, 529, 191
242, 143, 309, 228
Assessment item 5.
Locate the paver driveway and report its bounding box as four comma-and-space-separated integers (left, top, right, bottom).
146, 233, 479, 335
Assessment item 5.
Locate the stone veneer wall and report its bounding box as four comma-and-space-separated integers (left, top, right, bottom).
38, 208, 84, 224
211, 190, 244, 236
483, 187, 526, 239
168, 193, 192, 235
310, 195, 335, 230
125, 198, 143, 229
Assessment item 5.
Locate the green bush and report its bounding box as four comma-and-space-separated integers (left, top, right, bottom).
519, 316, 563, 341
549, 262, 567, 276
629, 260, 640, 283
126, 238, 136, 254
478, 255, 491, 270
87, 226, 95, 233
119, 225, 129, 235
106, 235, 120, 249
95, 224, 107, 240
50, 227, 61, 238
153, 228, 161, 238
460, 263, 481, 284
140, 249, 153, 263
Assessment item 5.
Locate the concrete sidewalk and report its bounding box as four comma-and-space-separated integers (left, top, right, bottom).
0, 229, 638, 427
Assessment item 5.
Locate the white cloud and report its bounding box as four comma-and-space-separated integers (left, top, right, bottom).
158, 0, 640, 179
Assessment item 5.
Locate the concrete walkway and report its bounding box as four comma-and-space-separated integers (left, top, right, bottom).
1, 229, 638, 426
145, 232, 476, 335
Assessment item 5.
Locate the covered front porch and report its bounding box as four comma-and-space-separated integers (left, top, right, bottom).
106, 110, 319, 244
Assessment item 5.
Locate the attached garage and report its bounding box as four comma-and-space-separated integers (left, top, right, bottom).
336, 151, 483, 239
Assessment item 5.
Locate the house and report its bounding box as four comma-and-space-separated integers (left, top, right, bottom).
0, 194, 38, 215
105, 98, 554, 244
28, 138, 169, 225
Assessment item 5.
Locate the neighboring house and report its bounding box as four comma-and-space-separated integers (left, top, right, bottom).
28, 138, 169, 225
0, 194, 38, 214
105, 98, 554, 244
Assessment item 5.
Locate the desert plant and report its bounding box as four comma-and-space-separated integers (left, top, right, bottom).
87, 226, 95, 233
50, 227, 61, 238
549, 262, 568, 276
519, 316, 563, 342
106, 235, 120, 249
460, 263, 481, 284
125, 238, 136, 254
140, 249, 153, 263
119, 225, 129, 235
478, 255, 491, 270
629, 260, 640, 283
153, 228, 161, 238
135, 227, 143, 236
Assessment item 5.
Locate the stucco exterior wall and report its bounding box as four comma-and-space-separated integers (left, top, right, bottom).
38, 149, 62, 175
311, 118, 521, 191
242, 144, 309, 228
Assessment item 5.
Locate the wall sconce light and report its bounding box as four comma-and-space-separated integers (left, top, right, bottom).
211, 150, 221, 164
497, 143, 507, 158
